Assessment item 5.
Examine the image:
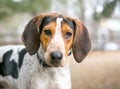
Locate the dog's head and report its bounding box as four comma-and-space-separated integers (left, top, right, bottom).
22, 13, 91, 67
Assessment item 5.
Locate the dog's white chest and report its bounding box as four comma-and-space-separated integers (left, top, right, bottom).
30, 65, 71, 89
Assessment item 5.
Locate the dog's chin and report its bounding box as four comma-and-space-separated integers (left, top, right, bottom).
51, 63, 61, 67
47, 62, 64, 67
45, 59, 66, 67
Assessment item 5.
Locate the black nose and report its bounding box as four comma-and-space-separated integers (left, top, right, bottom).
50, 51, 63, 61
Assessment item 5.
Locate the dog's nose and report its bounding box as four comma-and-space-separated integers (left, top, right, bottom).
50, 51, 63, 60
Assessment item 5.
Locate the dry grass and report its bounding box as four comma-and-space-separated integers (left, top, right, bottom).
70, 51, 120, 89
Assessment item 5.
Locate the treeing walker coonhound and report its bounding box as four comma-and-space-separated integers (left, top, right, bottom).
0, 13, 91, 89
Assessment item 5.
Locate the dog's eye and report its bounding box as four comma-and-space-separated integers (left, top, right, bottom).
44, 30, 52, 36
64, 32, 72, 39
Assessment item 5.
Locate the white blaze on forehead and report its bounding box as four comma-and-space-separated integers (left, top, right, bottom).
53, 17, 64, 47
46, 17, 65, 52
56, 17, 63, 30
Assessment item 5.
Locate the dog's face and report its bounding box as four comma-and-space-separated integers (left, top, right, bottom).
22, 13, 91, 67
40, 16, 74, 67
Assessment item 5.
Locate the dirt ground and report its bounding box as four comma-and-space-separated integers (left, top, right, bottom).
70, 51, 120, 89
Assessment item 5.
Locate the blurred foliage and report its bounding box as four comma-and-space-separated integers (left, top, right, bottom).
59, 0, 67, 5
0, 0, 51, 20
0, 0, 119, 21
76, 0, 85, 21
94, 0, 120, 21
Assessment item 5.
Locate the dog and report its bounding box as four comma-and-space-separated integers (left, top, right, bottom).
0, 13, 91, 89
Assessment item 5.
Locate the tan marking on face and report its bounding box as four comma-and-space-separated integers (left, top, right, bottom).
61, 22, 73, 56
40, 17, 74, 67
40, 22, 56, 51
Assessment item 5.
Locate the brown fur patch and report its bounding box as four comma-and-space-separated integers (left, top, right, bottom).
40, 22, 56, 51
61, 22, 74, 56
22, 14, 47, 55
72, 19, 91, 63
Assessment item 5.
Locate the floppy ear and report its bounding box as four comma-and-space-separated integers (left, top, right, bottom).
72, 19, 91, 63
22, 14, 45, 55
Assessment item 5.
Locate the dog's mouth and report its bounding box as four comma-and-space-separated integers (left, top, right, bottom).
40, 59, 61, 67
44, 61, 62, 67
50, 61, 61, 67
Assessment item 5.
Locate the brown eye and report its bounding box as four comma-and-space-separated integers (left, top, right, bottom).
64, 32, 72, 39
44, 30, 52, 36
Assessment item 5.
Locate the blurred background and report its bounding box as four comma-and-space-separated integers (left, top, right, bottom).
0, 0, 120, 89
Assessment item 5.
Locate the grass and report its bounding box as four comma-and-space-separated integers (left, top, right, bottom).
70, 51, 120, 89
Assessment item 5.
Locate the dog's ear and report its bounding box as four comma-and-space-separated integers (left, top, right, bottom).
72, 19, 91, 63
22, 14, 45, 55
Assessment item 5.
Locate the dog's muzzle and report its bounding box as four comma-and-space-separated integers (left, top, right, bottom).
50, 51, 63, 67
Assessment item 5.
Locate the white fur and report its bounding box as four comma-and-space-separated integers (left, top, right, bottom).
0, 45, 71, 89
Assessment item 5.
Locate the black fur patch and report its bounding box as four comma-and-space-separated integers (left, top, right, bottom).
0, 84, 4, 89
63, 18, 75, 31
18, 48, 27, 69
0, 48, 27, 79
39, 15, 75, 34
39, 16, 56, 34
0, 50, 18, 79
